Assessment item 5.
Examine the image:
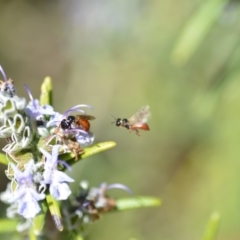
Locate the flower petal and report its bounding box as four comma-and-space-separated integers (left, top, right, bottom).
18, 191, 41, 218
46, 112, 63, 128
75, 131, 95, 146
39, 148, 53, 162
53, 170, 74, 183
28, 188, 45, 201
51, 145, 60, 163
50, 182, 72, 200
9, 188, 26, 203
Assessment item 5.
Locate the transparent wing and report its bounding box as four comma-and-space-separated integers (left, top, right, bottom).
128, 105, 150, 125
76, 115, 96, 120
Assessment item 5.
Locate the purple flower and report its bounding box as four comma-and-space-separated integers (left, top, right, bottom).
39, 145, 74, 200
24, 85, 55, 121
9, 160, 45, 219
75, 130, 95, 146
46, 112, 64, 128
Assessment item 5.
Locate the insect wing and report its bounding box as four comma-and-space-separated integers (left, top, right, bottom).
128, 105, 150, 125
76, 114, 96, 120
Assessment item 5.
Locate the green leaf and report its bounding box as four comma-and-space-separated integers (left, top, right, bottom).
32, 200, 48, 235
171, 0, 228, 66
0, 219, 18, 233
60, 141, 116, 163
202, 212, 221, 240
75, 235, 84, 240
46, 194, 64, 231
116, 196, 162, 211
0, 153, 8, 165
40, 76, 53, 106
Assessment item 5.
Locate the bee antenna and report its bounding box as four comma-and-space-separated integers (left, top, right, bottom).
110, 115, 117, 124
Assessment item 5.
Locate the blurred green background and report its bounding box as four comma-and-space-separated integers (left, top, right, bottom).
1, 0, 240, 239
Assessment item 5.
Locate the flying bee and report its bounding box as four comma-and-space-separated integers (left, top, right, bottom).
112, 105, 150, 136
60, 115, 96, 132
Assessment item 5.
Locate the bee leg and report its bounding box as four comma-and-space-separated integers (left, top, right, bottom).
72, 145, 84, 161
135, 129, 141, 136
54, 126, 61, 134
65, 139, 84, 161
71, 147, 79, 161
76, 147, 84, 160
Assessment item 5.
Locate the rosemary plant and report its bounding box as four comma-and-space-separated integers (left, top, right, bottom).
0, 66, 160, 240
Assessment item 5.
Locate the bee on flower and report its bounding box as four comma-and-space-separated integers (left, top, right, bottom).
45, 104, 95, 160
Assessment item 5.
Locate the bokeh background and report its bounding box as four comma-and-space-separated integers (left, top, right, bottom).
1, 0, 240, 239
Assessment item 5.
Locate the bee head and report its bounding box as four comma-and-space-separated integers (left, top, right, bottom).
61, 115, 76, 130
67, 115, 75, 123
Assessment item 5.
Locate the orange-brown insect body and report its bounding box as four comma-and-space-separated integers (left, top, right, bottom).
74, 115, 95, 132
131, 122, 150, 131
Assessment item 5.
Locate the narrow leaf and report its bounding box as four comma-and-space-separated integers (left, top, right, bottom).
116, 196, 161, 211
68, 232, 85, 240
171, 0, 228, 66
0, 219, 18, 232
40, 76, 53, 106
60, 141, 116, 162
202, 212, 221, 240
76, 235, 84, 240
46, 194, 64, 231
74, 235, 84, 240
0, 153, 8, 165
